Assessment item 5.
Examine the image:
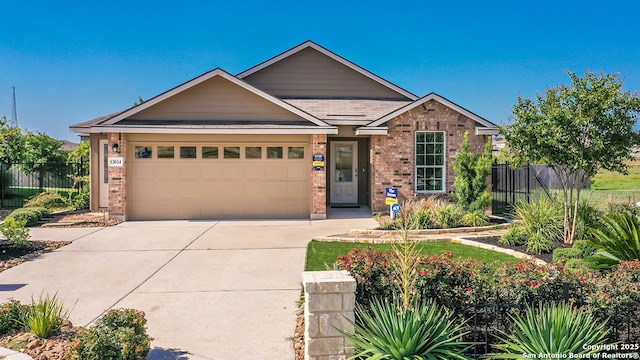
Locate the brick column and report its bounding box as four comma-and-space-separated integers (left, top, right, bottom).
302, 271, 356, 360
107, 133, 127, 221
310, 134, 327, 220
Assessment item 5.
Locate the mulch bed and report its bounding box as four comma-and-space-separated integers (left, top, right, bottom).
0, 240, 71, 273
40, 210, 122, 227
461, 235, 571, 264
0, 323, 80, 360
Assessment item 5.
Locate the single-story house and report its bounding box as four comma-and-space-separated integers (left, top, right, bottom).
70, 41, 498, 221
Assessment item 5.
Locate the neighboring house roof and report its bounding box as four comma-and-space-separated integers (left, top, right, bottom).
238, 40, 418, 101
356, 93, 498, 135
60, 140, 79, 151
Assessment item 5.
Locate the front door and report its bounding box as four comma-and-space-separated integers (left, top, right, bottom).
99, 139, 109, 208
330, 141, 358, 204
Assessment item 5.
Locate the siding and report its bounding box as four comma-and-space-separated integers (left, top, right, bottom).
128, 76, 307, 122
243, 48, 411, 100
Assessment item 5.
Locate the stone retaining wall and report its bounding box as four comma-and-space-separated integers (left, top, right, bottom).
302, 271, 356, 360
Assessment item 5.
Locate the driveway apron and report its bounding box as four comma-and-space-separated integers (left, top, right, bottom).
0, 210, 378, 360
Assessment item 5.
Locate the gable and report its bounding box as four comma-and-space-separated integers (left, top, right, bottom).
124, 75, 310, 123
240, 46, 414, 100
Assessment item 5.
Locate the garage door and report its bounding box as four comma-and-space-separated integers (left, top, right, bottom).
128, 143, 309, 220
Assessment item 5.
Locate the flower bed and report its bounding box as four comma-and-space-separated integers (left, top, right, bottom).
335, 247, 640, 342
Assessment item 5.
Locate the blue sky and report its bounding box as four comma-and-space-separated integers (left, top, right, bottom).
1, 0, 639, 141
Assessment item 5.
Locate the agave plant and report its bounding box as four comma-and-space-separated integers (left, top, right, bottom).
586, 211, 640, 270
485, 303, 611, 359
342, 297, 473, 360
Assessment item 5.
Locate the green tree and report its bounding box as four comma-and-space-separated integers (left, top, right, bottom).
0, 116, 26, 165
452, 131, 493, 211
20, 132, 68, 191
502, 70, 640, 244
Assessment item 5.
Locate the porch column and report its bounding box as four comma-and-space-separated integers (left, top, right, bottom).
310, 134, 327, 220
107, 133, 127, 221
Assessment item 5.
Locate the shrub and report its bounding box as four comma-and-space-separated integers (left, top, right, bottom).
7, 207, 50, 227
527, 231, 554, 254
512, 197, 564, 244
411, 208, 435, 229
435, 204, 464, 229
573, 239, 597, 258
452, 131, 492, 212
26, 207, 50, 219
565, 258, 589, 270
552, 247, 582, 263
500, 224, 526, 246
0, 300, 28, 335
608, 202, 640, 217
586, 211, 640, 270
72, 308, 151, 360
343, 297, 472, 360
574, 199, 603, 241
486, 303, 611, 358
6, 208, 39, 227
336, 247, 396, 308
461, 210, 490, 227
72, 187, 90, 209
24, 190, 70, 209
19, 292, 70, 339
0, 217, 30, 245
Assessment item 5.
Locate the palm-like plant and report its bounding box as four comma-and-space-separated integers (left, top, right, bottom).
586, 211, 640, 269
342, 297, 473, 360
485, 303, 611, 359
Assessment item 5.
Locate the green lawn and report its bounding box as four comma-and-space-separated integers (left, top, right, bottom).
304, 240, 521, 271
591, 160, 640, 191
583, 160, 640, 206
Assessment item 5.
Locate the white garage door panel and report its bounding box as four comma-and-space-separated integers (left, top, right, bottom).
129, 143, 309, 220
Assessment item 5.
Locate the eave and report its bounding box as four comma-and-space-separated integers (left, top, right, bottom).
71, 125, 339, 135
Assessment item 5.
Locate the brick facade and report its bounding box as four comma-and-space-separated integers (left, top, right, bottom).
310, 134, 327, 219
107, 133, 127, 220
370, 100, 489, 213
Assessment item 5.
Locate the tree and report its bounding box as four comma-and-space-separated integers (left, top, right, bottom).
452, 131, 493, 211
20, 132, 68, 191
0, 116, 26, 165
502, 70, 640, 244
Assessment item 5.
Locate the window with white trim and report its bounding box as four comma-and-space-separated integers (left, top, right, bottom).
415, 131, 445, 192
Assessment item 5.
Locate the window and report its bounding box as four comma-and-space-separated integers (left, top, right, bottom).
180, 146, 197, 159
246, 146, 262, 159
288, 147, 304, 159
224, 146, 240, 159
267, 147, 283, 159
158, 146, 175, 159
415, 132, 445, 192
135, 146, 152, 159
202, 146, 218, 159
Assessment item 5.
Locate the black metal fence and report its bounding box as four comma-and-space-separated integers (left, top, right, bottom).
0, 159, 88, 208
491, 162, 552, 214
452, 300, 639, 357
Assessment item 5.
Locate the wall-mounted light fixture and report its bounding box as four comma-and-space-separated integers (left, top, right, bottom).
112, 143, 120, 153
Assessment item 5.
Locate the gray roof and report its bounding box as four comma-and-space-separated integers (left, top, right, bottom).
283, 99, 412, 122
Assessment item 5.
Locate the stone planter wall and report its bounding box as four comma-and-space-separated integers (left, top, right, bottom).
302, 271, 356, 360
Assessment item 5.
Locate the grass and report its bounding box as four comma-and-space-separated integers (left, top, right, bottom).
591, 160, 640, 191
540, 160, 640, 209
304, 240, 521, 271
585, 159, 640, 205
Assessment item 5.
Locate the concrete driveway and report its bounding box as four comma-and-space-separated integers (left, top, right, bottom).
0, 209, 378, 360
